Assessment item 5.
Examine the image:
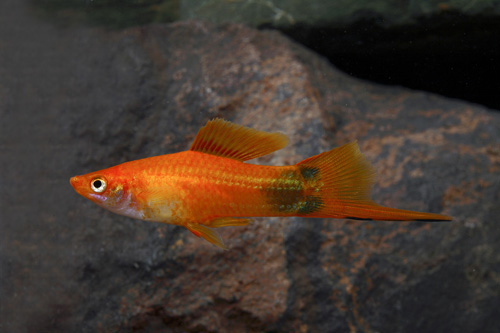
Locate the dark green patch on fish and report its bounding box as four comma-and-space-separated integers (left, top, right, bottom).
299, 166, 320, 181
297, 196, 324, 215
262, 169, 322, 214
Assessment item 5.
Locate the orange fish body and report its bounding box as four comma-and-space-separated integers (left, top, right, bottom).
70, 119, 451, 248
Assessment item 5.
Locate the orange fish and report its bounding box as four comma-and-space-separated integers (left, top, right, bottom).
70, 119, 451, 248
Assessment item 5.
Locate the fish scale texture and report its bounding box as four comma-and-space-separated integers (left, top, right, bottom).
140, 151, 302, 220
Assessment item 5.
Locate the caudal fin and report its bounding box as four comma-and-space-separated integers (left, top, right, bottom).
296, 142, 452, 221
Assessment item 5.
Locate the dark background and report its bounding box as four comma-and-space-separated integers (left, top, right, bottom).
1, 1, 500, 331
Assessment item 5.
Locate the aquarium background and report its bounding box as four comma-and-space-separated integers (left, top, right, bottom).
1, 0, 500, 332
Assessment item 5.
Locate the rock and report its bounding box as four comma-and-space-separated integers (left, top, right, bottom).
1, 2, 499, 332
181, 0, 500, 27
31, 0, 500, 110
31, 0, 500, 29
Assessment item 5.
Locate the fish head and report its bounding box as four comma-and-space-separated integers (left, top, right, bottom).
70, 167, 134, 215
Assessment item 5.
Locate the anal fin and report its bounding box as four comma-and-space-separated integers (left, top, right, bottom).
207, 217, 251, 228
186, 223, 227, 249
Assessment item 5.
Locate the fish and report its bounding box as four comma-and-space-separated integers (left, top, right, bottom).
70, 118, 452, 249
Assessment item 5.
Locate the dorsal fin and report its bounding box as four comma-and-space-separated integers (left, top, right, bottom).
189, 118, 289, 161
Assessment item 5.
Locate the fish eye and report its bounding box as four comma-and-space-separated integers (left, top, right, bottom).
91, 177, 107, 193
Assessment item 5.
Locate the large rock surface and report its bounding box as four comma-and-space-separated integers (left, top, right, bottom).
1, 1, 500, 332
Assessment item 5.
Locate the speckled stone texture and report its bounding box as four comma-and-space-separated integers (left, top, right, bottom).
1, 2, 499, 332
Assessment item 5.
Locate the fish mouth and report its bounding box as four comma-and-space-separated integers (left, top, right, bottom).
70, 176, 83, 191
70, 175, 103, 204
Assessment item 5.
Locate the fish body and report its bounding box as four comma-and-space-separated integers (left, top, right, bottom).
70, 119, 451, 248
72, 151, 299, 223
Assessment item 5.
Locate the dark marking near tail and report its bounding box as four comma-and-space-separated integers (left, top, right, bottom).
299, 166, 320, 181
263, 169, 324, 214
297, 196, 323, 215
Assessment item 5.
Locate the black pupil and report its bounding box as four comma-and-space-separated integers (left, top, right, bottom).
93, 180, 102, 188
